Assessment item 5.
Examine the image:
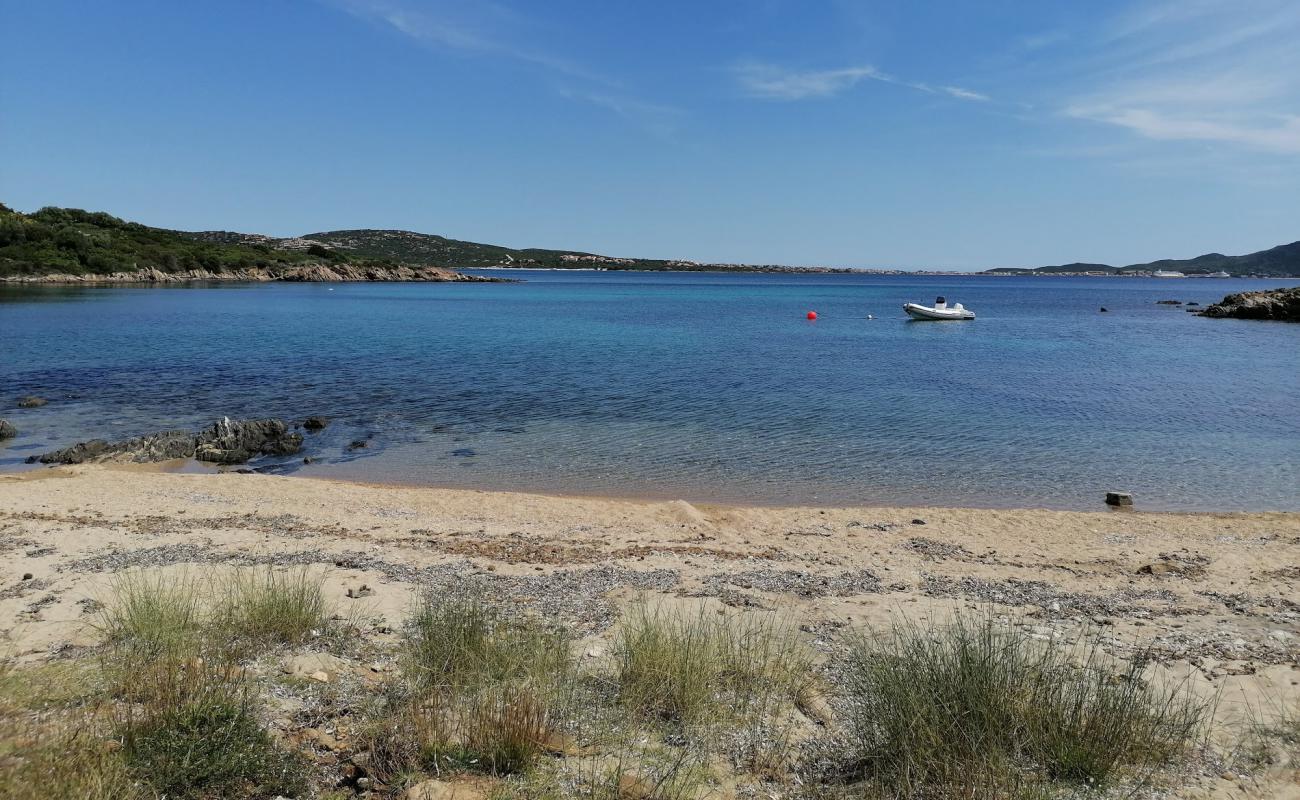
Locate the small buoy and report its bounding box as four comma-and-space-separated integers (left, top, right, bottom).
866, 314, 875, 320
806, 311, 818, 320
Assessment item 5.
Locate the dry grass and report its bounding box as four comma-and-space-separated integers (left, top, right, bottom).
613, 602, 813, 729
834, 613, 1206, 799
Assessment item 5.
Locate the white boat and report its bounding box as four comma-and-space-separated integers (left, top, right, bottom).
1152, 270, 1185, 278
903, 296, 975, 320
1206, 271, 1230, 278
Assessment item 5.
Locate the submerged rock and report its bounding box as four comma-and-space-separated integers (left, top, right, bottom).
1200, 286, 1300, 322
0, 419, 16, 439
16, 396, 47, 408
302, 415, 330, 431
29, 417, 302, 465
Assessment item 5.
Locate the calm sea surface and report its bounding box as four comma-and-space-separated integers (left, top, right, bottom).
2, 272, 1297, 511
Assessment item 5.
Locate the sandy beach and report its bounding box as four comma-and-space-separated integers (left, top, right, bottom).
2, 465, 1298, 797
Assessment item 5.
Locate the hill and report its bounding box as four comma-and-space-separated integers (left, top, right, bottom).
0, 204, 376, 278
984, 241, 1300, 277
189, 228, 853, 273
0, 205, 487, 282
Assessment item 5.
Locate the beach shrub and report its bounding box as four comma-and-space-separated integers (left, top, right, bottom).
613, 602, 812, 729
835, 613, 1204, 797
364, 593, 580, 779
116, 655, 305, 799
96, 569, 204, 657
403, 593, 573, 694
214, 566, 328, 649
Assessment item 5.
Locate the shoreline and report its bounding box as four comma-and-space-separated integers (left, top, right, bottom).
7, 458, 1297, 515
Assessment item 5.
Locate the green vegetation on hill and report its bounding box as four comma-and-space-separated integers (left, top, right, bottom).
0, 204, 372, 277
985, 241, 1300, 277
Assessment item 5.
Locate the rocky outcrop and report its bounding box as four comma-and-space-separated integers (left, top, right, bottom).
0, 419, 16, 440
1200, 287, 1300, 322
0, 264, 502, 284
29, 418, 302, 465
302, 416, 330, 431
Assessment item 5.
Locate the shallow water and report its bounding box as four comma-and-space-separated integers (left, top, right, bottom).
2, 272, 1297, 510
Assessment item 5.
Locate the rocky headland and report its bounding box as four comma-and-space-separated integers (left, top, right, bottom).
1200, 286, 1300, 322
0, 264, 502, 284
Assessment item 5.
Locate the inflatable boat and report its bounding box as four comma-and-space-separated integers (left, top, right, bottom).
903, 296, 975, 320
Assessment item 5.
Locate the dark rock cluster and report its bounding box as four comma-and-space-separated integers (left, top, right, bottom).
28, 418, 303, 465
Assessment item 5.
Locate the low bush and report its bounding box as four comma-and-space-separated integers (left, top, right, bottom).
116, 656, 305, 799
215, 566, 328, 648
836, 613, 1205, 798
613, 602, 812, 729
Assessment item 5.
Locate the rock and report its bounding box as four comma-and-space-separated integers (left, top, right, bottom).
31, 417, 302, 465
295, 727, 343, 751
1099, 307, 1108, 312
194, 418, 302, 463
1138, 563, 1174, 577
346, 584, 375, 598
1155, 299, 1183, 305
16, 396, 47, 408
1105, 491, 1133, 507
303, 416, 330, 431
539, 730, 591, 756
346, 439, 369, 451
303, 456, 316, 464
911, 518, 926, 525
22, 573, 33, 581
0, 419, 16, 440
281, 652, 353, 682
1200, 286, 1300, 322
403, 779, 487, 800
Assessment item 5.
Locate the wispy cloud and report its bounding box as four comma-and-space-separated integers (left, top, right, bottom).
1063, 0, 1300, 154
734, 62, 988, 103
326, 0, 681, 131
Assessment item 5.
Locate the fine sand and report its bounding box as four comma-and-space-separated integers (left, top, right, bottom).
2, 465, 1298, 797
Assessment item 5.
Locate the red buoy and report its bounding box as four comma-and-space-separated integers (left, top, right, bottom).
806, 311, 818, 320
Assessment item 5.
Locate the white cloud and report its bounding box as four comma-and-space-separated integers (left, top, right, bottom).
326, 0, 681, 130
1064, 0, 1300, 154
942, 86, 989, 102
734, 62, 988, 103
734, 63, 884, 100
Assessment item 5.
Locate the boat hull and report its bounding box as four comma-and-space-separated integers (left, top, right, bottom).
903, 303, 975, 320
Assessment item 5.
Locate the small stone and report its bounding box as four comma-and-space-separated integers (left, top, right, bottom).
347, 439, 369, 451
1105, 491, 1133, 507
16, 396, 47, 409
0, 419, 16, 440
303, 456, 316, 464
22, 573, 33, 581
303, 416, 330, 431
911, 518, 926, 525
309, 670, 331, 683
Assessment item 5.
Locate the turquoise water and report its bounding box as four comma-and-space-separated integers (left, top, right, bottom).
2, 272, 1297, 510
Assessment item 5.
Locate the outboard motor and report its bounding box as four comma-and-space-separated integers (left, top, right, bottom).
934, 296, 947, 310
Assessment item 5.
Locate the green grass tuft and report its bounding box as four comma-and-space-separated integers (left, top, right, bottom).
613, 602, 812, 729
214, 566, 328, 649
836, 612, 1205, 798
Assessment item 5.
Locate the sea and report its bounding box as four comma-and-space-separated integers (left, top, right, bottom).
2, 271, 1297, 511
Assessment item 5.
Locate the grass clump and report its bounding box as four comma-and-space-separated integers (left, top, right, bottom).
836, 613, 1204, 798
365, 593, 579, 781
613, 602, 812, 729
215, 566, 328, 648
95, 570, 203, 656
116, 654, 306, 799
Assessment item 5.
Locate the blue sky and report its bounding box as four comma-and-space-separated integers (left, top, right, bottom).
3, 0, 1298, 269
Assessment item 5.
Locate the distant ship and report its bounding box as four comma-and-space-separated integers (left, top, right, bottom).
1206, 271, 1230, 278
1152, 270, 1186, 278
